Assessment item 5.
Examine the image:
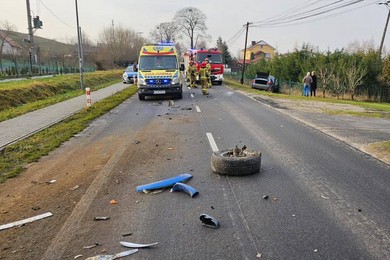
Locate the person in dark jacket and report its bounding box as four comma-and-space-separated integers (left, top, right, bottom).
311, 71, 317, 97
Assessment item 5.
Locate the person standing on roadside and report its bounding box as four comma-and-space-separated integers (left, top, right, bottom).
302, 72, 312, 97
310, 71, 317, 97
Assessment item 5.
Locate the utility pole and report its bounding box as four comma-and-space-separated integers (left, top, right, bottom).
379, 1, 390, 57
75, 0, 84, 89
240, 22, 251, 85
26, 0, 34, 77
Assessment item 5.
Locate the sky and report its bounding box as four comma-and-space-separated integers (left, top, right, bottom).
1, 0, 390, 57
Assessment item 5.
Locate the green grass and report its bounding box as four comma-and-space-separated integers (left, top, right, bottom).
224, 79, 390, 118
0, 71, 123, 122
0, 86, 137, 183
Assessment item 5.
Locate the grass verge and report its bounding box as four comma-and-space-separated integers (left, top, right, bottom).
0, 71, 123, 122
0, 85, 137, 183
224, 79, 390, 118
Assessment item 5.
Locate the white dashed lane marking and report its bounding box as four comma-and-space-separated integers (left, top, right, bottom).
206, 132, 219, 152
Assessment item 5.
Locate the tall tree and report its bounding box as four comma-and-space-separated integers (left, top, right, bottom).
173, 7, 207, 49
150, 22, 177, 43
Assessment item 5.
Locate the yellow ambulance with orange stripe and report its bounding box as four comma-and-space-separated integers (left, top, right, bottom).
137, 42, 185, 100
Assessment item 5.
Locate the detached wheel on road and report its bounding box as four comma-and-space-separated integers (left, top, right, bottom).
211, 149, 261, 176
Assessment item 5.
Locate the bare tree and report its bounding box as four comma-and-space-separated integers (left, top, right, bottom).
172, 7, 207, 49
317, 63, 334, 98
150, 22, 177, 43
344, 59, 366, 100
98, 23, 146, 69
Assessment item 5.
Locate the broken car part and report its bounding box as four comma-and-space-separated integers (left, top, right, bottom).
200, 214, 220, 229
94, 217, 110, 221
170, 182, 199, 198
85, 249, 138, 260
211, 149, 261, 176
0, 212, 53, 231
120, 241, 158, 248
136, 173, 192, 192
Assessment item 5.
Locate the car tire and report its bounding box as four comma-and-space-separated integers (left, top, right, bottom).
138, 93, 145, 101
211, 149, 261, 176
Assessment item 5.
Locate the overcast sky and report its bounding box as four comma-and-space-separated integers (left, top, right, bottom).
2, 0, 389, 56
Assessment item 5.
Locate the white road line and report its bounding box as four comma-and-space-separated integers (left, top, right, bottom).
206, 132, 219, 152
195, 106, 201, 113
190, 93, 194, 98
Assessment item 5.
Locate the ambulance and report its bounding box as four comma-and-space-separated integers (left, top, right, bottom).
137, 42, 184, 100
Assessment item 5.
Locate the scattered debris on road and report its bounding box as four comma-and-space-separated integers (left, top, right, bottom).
136, 173, 193, 193
321, 194, 330, 200
85, 249, 138, 260
94, 217, 110, 221
119, 241, 158, 248
171, 182, 199, 198
109, 199, 118, 204
0, 212, 53, 231
200, 214, 220, 229
83, 243, 100, 249
69, 185, 80, 191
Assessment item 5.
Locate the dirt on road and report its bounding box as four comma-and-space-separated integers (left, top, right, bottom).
0, 93, 388, 259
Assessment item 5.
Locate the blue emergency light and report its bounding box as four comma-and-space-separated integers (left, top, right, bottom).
157, 41, 175, 46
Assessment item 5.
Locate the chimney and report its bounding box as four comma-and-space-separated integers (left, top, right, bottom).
251, 41, 256, 46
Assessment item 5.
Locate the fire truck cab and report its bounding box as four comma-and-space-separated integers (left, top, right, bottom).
183, 48, 224, 85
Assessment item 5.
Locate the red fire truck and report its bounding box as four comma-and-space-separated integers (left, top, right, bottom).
183, 48, 224, 85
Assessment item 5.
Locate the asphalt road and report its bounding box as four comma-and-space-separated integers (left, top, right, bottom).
38, 83, 390, 259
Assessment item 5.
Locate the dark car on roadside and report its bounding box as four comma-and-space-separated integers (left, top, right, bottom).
122, 65, 138, 84
251, 72, 279, 93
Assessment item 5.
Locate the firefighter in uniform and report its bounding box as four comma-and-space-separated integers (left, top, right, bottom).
198, 61, 209, 95
187, 60, 197, 88
205, 58, 212, 88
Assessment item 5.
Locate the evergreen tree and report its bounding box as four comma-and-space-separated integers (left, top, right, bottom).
216, 36, 233, 65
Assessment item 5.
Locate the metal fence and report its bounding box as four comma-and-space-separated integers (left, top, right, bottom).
0, 60, 95, 79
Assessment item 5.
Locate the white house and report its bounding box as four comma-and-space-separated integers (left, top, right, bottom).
0, 32, 22, 55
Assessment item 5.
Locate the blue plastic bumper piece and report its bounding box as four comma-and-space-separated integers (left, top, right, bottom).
171, 182, 199, 198
136, 173, 192, 192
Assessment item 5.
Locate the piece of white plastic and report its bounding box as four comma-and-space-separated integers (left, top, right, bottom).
0, 212, 53, 231
120, 241, 158, 248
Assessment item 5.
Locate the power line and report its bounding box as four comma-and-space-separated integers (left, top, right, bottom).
251, 1, 378, 28
252, 0, 375, 27
262, 0, 345, 24
259, 0, 320, 23
39, 0, 75, 29
226, 27, 246, 46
